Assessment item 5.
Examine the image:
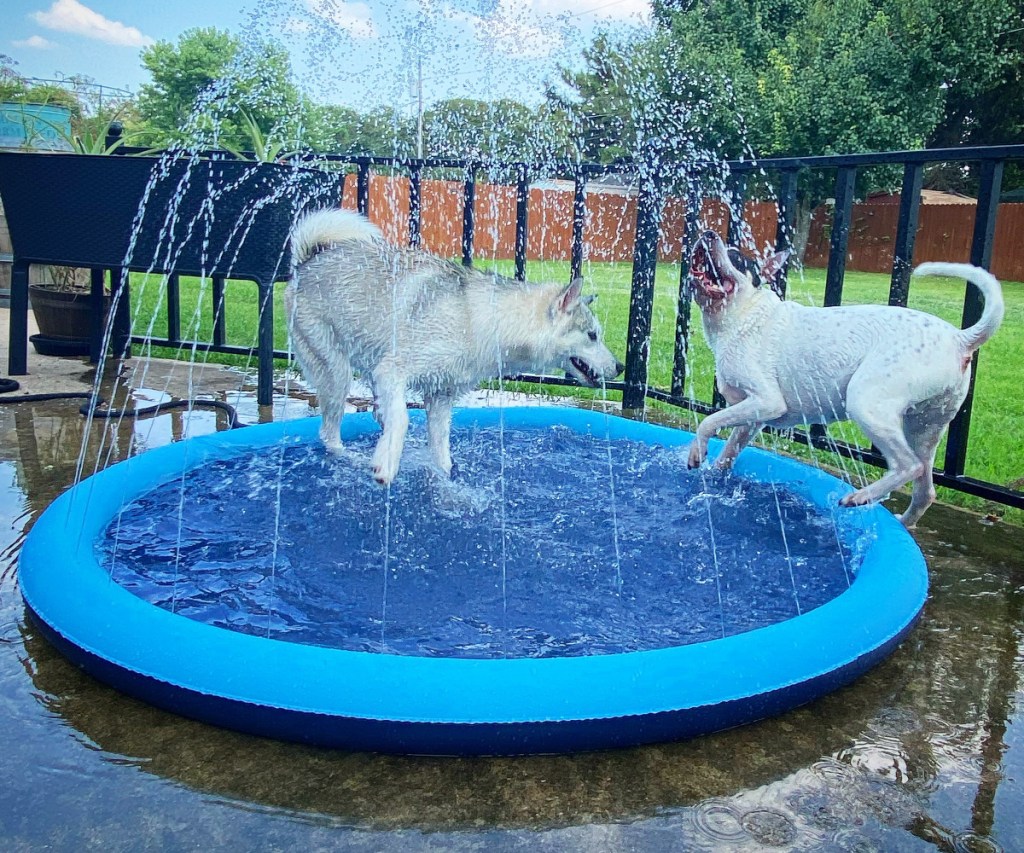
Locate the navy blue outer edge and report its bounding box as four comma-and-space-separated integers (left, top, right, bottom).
18, 406, 929, 755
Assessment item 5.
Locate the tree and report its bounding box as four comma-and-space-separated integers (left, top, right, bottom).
137, 27, 302, 150
424, 98, 535, 170
547, 28, 761, 170
573, 0, 1024, 256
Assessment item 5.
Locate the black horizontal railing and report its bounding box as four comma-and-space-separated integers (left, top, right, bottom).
5, 139, 1023, 508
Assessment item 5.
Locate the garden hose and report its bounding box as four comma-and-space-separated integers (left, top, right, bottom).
0, 380, 242, 429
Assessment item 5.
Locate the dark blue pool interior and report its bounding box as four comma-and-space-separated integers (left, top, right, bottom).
100, 425, 861, 659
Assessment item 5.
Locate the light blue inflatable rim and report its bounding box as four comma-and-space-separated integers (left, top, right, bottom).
19, 406, 928, 754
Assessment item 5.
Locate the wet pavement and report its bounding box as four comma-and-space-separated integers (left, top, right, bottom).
1, 350, 1023, 851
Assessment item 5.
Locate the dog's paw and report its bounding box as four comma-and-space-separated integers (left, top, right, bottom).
687, 444, 705, 469
324, 440, 345, 457
839, 489, 874, 508
371, 453, 400, 486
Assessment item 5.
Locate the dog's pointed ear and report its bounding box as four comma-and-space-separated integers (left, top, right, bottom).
761, 249, 792, 291
553, 278, 584, 316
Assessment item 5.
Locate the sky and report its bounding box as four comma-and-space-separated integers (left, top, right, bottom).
4, 0, 653, 111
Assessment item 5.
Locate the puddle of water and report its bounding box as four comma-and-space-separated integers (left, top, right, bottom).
1, 382, 1023, 851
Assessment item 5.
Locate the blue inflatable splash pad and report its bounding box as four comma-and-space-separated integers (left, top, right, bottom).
19, 406, 927, 755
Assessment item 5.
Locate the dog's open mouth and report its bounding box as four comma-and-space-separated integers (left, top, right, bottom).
690, 236, 733, 300
569, 357, 601, 386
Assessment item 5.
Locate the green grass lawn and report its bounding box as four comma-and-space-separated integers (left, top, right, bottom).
127, 260, 1024, 520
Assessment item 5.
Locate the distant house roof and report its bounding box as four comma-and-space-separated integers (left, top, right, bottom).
531, 174, 638, 197
866, 189, 976, 205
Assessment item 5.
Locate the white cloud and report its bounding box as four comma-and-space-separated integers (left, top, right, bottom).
437, 1, 650, 61
30, 0, 155, 48
306, 0, 378, 40
13, 35, 58, 50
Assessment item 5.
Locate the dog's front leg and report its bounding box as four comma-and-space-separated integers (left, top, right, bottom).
370, 374, 409, 486
716, 423, 763, 469
687, 395, 786, 469
425, 393, 454, 477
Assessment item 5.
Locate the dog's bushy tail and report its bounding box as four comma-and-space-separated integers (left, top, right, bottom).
290, 208, 382, 266
913, 262, 1005, 352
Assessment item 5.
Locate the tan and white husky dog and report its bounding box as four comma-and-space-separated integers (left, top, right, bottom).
286, 209, 624, 485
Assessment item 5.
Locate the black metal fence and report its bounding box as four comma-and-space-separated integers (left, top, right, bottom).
3, 142, 1023, 509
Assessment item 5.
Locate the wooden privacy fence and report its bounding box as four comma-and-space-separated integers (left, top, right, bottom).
344, 173, 1024, 280
340, 174, 779, 264
804, 201, 1024, 281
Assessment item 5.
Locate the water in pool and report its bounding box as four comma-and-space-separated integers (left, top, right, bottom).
101, 424, 856, 658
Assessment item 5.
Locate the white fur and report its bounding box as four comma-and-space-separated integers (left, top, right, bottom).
287, 209, 624, 484
290, 208, 381, 266
687, 232, 1004, 528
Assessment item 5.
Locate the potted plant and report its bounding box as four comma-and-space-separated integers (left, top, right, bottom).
28, 264, 110, 356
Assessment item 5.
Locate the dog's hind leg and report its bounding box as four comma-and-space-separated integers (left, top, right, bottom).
317, 354, 352, 454
290, 317, 351, 454
370, 367, 409, 485
425, 393, 455, 477
840, 380, 925, 509
897, 422, 943, 528
897, 397, 962, 527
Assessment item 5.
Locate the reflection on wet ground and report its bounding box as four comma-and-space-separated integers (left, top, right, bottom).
1, 359, 1022, 851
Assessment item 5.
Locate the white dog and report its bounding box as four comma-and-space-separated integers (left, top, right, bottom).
686, 230, 1004, 527
286, 209, 624, 485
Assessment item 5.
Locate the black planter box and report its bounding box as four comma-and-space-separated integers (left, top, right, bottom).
0, 151, 344, 401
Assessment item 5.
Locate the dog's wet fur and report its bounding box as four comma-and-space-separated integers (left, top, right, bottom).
286, 209, 624, 485
687, 230, 1004, 527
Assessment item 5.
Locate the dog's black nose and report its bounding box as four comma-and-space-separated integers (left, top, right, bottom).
615, 360, 625, 376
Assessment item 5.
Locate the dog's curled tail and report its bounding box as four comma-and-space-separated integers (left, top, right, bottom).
913, 262, 1005, 352
290, 208, 382, 266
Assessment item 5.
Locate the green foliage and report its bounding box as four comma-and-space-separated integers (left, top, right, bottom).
585, 0, 1021, 170
221, 109, 299, 162
137, 27, 303, 151
424, 98, 532, 162
547, 28, 761, 168
422, 98, 567, 178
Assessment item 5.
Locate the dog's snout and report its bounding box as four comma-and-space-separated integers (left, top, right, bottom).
614, 360, 625, 376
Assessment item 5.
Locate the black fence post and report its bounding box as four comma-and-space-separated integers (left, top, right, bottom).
943, 159, 1004, 478
89, 267, 106, 364
110, 268, 132, 360
727, 172, 748, 247
824, 167, 857, 307
515, 164, 528, 281
774, 170, 798, 297
166, 273, 181, 343
623, 168, 662, 412
7, 259, 29, 375
257, 282, 275, 406
105, 121, 123, 153
888, 163, 924, 307
408, 165, 422, 249
671, 178, 702, 400
462, 164, 476, 268
356, 161, 370, 215
212, 274, 227, 348
571, 169, 587, 283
